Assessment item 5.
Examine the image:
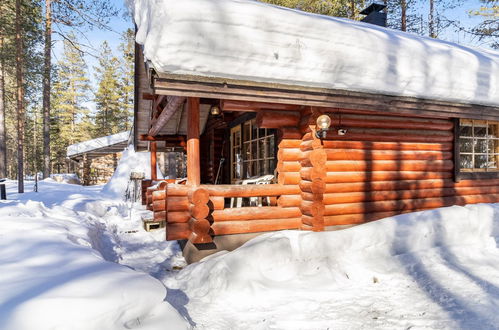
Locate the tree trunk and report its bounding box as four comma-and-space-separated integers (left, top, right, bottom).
400, 0, 407, 31
16, 0, 25, 193
429, 0, 436, 38
0, 36, 6, 179
43, 0, 52, 178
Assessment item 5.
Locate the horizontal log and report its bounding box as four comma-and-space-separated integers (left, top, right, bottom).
212, 218, 302, 235
305, 160, 454, 172
166, 183, 300, 197
278, 139, 302, 149
324, 194, 499, 216
277, 194, 302, 207
166, 223, 191, 241
323, 149, 452, 161
302, 171, 454, 183
310, 186, 499, 204
221, 100, 300, 112
300, 140, 453, 152
299, 178, 499, 194
167, 211, 191, 223
323, 209, 431, 226
281, 128, 302, 139
323, 116, 453, 131
212, 206, 301, 222
277, 161, 301, 173
166, 197, 190, 211
256, 110, 301, 128
139, 134, 186, 142
277, 148, 304, 161
322, 128, 453, 143
153, 210, 166, 221
152, 190, 166, 201
153, 199, 167, 212
277, 172, 302, 185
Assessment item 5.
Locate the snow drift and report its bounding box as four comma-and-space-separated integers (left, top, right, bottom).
102, 146, 163, 199
0, 196, 188, 330
128, 0, 499, 107
169, 203, 499, 329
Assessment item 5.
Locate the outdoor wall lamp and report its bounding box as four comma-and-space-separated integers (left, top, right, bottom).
316, 114, 331, 139
210, 105, 221, 116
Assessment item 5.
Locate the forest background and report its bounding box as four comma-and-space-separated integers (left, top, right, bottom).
0, 0, 497, 192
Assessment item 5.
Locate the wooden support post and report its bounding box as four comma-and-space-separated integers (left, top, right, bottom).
150, 141, 157, 181
187, 97, 201, 186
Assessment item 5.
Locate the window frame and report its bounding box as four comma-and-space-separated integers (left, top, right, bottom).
456, 118, 499, 181
229, 117, 276, 183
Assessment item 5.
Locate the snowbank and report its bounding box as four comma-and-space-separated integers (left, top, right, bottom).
102, 146, 163, 199
128, 0, 499, 107
168, 203, 499, 329
49, 173, 81, 184
0, 191, 188, 330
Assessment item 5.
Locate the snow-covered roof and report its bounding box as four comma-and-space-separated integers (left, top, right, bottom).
130, 0, 499, 108
67, 131, 130, 158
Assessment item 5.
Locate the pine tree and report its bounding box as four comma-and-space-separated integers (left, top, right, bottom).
470, 0, 498, 48
51, 33, 92, 172
42, 0, 119, 178
94, 41, 122, 136
118, 28, 134, 132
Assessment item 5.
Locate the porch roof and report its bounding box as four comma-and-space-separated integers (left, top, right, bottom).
67, 131, 130, 161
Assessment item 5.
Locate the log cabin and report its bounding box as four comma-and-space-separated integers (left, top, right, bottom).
130, 0, 499, 262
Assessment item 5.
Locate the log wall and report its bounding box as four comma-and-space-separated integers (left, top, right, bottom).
148, 107, 499, 244
314, 111, 499, 226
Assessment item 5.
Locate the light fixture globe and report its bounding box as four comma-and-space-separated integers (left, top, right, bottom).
210, 105, 221, 116
316, 114, 331, 130
315, 114, 331, 139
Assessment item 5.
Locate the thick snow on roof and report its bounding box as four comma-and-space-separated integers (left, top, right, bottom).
129, 0, 499, 107
67, 131, 130, 157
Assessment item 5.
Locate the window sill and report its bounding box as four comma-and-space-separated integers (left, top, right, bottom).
459, 171, 499, 180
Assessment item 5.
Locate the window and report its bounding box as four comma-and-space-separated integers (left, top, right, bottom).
230, 119, 276, 182
459, 119, 499, 171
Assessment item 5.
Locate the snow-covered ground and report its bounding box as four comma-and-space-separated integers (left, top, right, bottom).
1, 175, 499, 329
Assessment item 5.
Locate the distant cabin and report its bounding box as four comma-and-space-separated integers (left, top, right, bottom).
131, 0, 499, 262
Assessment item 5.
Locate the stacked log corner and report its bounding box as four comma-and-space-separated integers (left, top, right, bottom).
298, 110, 326, 231
188, 188, 213, 244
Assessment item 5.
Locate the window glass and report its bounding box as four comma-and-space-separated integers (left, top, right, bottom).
459, 119, 499, 172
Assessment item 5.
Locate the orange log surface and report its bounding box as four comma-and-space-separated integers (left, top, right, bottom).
300, 140, 453, 152
212, 206, 301, 221
166, 223, 191, 240
212, 218, 302, 235
324, 194, 499, 216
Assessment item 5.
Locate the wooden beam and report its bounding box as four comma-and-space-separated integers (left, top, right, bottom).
150, 141, 157, 180
154, 77, 499, 121
148, 96, 186, 136
139, 134, 186, 142
186, 97, 201, 185
222, 100, 300, 112
151, 95, 166, 119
